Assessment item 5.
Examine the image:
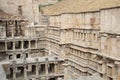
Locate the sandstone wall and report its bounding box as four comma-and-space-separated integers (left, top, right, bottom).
46, 7, 120, 80
101, 8, 120, 34
0, 0, 58, 23
50, 12, 100, 29
0, 0, 19, 14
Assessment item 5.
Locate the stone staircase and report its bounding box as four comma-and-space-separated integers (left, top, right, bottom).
69, 75, 104, 80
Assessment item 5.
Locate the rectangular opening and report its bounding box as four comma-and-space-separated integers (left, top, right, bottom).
0, 42, 5, 50
24, 41, 28, 49
49, 63, 55, 73
26, 53, 28, 58
31, 40, 35, 48
16, 54, 21, 59
40, 64, 45, 74
15, 41, 21, 49
6, 28, 12, 37
7, 42, 13, 50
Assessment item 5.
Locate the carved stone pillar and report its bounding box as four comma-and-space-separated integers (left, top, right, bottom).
54, 62, 58, 74
63, 63, 69, 80
12, 61, 16, 80
102, 58, 107, 80
87, 31, 91, 46
76, 32, 78, 40
79, 32, 81, 40
12, 27, 14, 37
85, 32, 87, 41
35, 40, 38, 49
5, 21, 8, 37
13, 52, 16, 60
21, 41, 24, 50
28, 40, 31, 49
115, 61, 120, 80
13, 68, 16, 80
45, 58, 49, 80
82, 32, 85, 41
36, 58, 39, 80
73, 31, 75, 40
5, 41, 7, 50
24, 60, 27, 80
13, 42, 15, 50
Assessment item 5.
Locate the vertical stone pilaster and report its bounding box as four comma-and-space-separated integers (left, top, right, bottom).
13, 68, 16, 80
79, 32, 81, 40
86, 31, 88, 42
13, 41, 15, 50
45, 58, 49, 80
91, 33, 94, 41
83, 32, 85, 41
24, 65, 27, 80
13, 52, 16, 60
73, 30, 75, 40
5, 41, 7, 50
63, 63, 69, 80
87, 31, 91, 46
45, 63, 48, 74
87, 31, 89, 42
36, 59, 39, 75
4, 26, 6, 38
102, 58, 107, 80
12, 27, 14, 37
28, 40, 31, 49
21, 41, 24, 50
23, 60, 27, 80
107, 36, 110, 56
70, 30, 73, 41
22, 53, 25, 60
35, 40, 38, 49
5, 21, 8, 37
98, 33, 101, 52
12, 61, 16, 80
54, 62, 58, 74
95, 33, 97, 41
36, 58, 39, 80
115, 61, 120, 80
85, 32, 87, 41
76, 32, 78, 40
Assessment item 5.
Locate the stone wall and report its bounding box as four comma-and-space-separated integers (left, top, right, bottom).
46, 7, 120, 80
0, 0, 58, 23
100, 8, 120, 58
50, 12, 100, 29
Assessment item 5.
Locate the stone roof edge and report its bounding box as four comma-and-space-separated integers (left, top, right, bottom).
44, 10, 100, 16
42, 0, 120, 16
